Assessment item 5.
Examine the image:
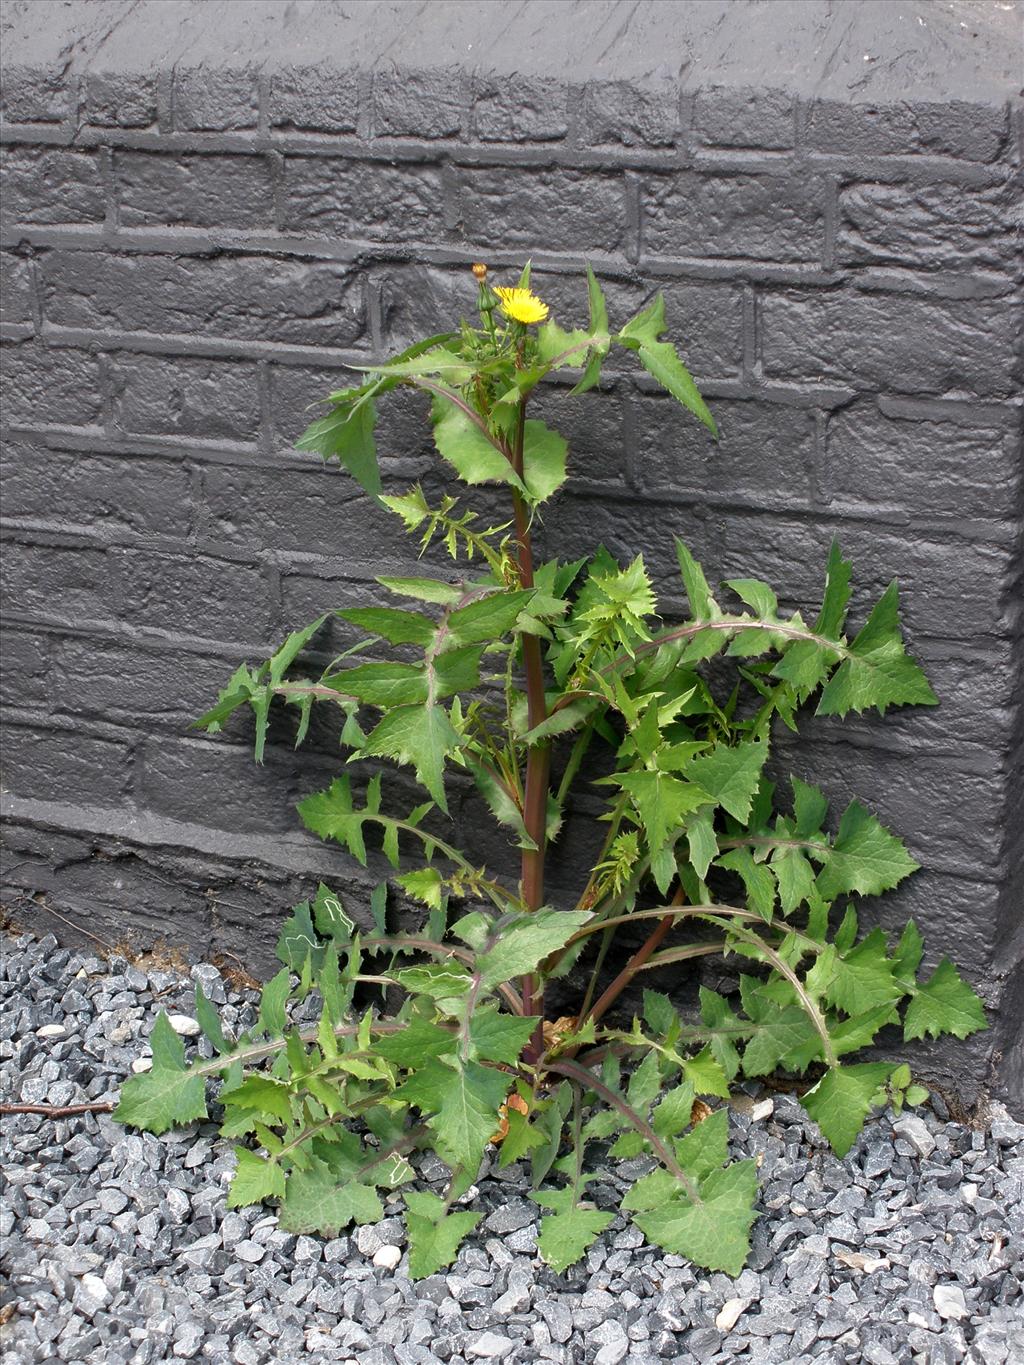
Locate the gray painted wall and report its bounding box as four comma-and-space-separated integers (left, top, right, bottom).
1, 0, 1021, 1109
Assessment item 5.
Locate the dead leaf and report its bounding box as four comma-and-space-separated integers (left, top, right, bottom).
542, 1015, 578, 1048
690, 1098, 713, 1126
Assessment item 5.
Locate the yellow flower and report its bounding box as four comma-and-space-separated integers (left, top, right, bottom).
493, 285, 549, 325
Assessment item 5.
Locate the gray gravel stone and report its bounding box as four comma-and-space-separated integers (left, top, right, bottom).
1, 928, 1021, 1365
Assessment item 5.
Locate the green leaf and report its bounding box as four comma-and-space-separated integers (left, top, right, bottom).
396, 1057, 509, 1173
904, 960, 986, 1041
830, 1003, 900, 1057
375, 1018, 457, 1067
221, 1075, 295, 1126
684, 808, 718, 882
674, 1107, 728, 1180
475, 910, 592, 989
742, 1003, 820, 1077
618, 295, 717, 435
618, 769, 710, 856
447, 590, 536, 646
817, 583, 938, 717
113, 1014, 208, 1135
361, 702, 461, 811
698, 987, 743, 1081
397, 866, 446, 913
338, 606, 438, 647
469, 1009, 540, 1065
313, 883, 356, 943
682, 1048, 730, 1099
800, 1063, 893, 1157
633, 1160, 758, 1275
378, 576, 465, 607
258, 968, 291, 1037
227, 1147, 286, 1208
405, 1190, 482, 1278
686, 739, 768, 823
815, 540, 853, 639
466, 758, 535, 850
431, 394, 523, 491
892, 920, 924, 982
815, 801, 919, 899
772, 847, 817, 916
276, 900, 322, 973
674, 540, 718, 620
194, 984, 230, 1054
296, 396, 381, 497
521, 419, 568, 503
717, 847, 776, 922
826, 928, 903, 1015
279, 1157, 383, 1236
651, 1082, 696, 1140
531, 1187, 614, 1273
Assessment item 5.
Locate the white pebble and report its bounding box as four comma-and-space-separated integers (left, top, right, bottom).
715, 1298, 749, 1332
750, 1098, 774, 1123
131, 1057, 153, 1074
372, 1244, 402, 1271
37, 1024, 67, 1039
168, 1015, 202, 1037
934, 1284, 968, 1320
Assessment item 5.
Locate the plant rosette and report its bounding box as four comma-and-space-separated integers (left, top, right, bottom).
116, 263, 986, 1279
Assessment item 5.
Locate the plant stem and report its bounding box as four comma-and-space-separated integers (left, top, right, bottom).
584, 886, 686, 1029
510, 398, 550, 1055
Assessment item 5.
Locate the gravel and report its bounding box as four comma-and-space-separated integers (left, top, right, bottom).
2, 927, 1022, 1365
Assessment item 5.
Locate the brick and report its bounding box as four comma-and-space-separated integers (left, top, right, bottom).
371, 67, 463, 139
108, 354, 260, 442
528, 386, 627, 488
577, 81, 678, 148
837, 178, 1018, 272
779, 739, 1008, 880
115, 151, 275, 229
199, 463, 391, 556
280, 570, 403, 635
715, 514, 1017, 643
268, 67, 359, 133
459, 168, 627, 252
173, 67, 258, 131
113, 548, 272, 643
0, 629, 49, 709
0, 64, 68, 123
803, 98, 1010, 162
281, 158, 445, 241
1, 542, 111, 624
471, 76, 567, 142
269, 363, 351, 447
41, 252, 367, 349
816, 638, 1017, 753
53, 638, 236, 724
762, 290, 1021, 397
644, 171, 824, 262
695, 87, 795, 149
826, 401, 1021, 520
0, 252, 34, 327
0, 148, 104, 225
0, 723, 130, 807
138, 736, 297, 833
81, 72, 158, 128
1, 446, 192, 537
630, 395, 815, 506
655, 280, 744, 378
0, 344, 102, 426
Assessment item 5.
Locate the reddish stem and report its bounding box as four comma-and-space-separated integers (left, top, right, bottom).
584, 886, 687, 1029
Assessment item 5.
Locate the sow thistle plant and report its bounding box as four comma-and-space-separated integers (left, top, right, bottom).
117, 264, 986, 1278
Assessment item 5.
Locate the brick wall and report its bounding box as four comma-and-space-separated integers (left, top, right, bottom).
1, 52, 1021, 1104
